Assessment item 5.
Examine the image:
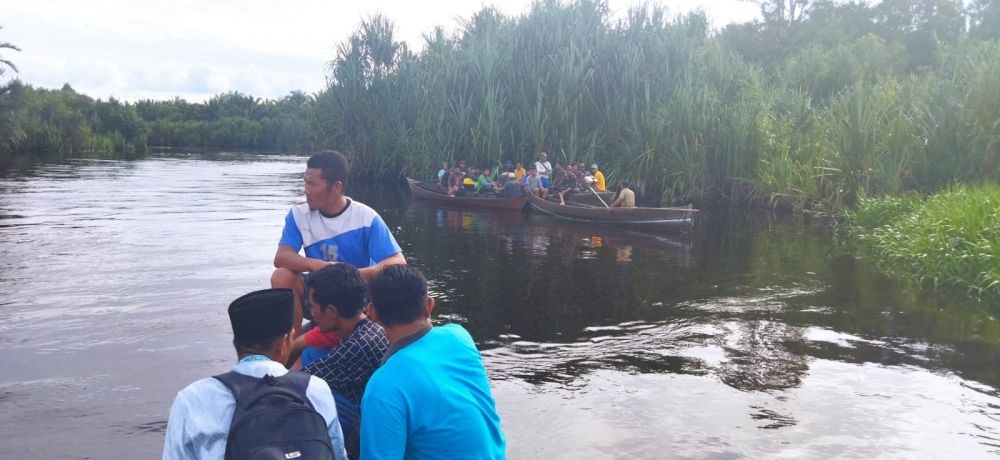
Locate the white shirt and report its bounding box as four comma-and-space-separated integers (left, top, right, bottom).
535, 160, 552, 178
163, 358, 349, 460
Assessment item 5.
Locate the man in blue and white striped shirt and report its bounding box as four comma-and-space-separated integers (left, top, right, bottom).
271, 151, 406, 336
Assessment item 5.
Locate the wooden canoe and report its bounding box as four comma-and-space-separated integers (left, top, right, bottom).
406, 178, 528, 211
527, 192, 697, 232
566, 191, 616, 207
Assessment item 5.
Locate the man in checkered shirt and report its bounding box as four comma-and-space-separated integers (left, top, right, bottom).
299, 263, 389, 406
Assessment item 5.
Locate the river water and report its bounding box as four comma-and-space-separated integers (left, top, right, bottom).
0, 152, 997, 458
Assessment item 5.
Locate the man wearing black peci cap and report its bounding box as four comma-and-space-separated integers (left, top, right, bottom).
163, 289, 348, 460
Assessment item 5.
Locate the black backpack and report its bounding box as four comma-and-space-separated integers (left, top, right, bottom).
214, 371, 336, 460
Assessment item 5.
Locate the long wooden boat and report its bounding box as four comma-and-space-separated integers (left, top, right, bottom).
406, 178, 528, 211
527, 192, 697, 232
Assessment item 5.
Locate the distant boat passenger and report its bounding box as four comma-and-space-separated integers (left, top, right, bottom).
610, 180, 636, 208
438, 162, 449, 187
514, 162, 526, 182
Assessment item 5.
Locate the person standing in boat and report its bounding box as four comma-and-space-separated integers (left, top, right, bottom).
271, 150, 406, 339
610, 180, 636, 208
535, 152, 552, 190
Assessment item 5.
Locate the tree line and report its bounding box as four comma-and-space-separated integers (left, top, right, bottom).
1, 0, 998, 210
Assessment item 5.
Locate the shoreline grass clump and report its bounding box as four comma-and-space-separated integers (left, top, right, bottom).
843, 184, 1000, 300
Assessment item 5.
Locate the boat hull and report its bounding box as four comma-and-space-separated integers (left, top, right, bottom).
527, 192, 696, 232
407, 178, 528, 211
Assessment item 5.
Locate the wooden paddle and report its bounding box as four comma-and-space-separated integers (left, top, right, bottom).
586, 183, 610, 208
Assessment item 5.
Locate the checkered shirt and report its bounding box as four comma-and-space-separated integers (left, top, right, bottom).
302, 319, 389, 406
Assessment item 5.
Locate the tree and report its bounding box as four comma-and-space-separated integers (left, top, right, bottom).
0, 26, 19, 77
970, 0, 1000, 39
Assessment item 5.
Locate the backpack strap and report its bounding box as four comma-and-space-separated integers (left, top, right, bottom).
213, 371, 316, 409
279, 371, 316, 409
213, 371, 259, 403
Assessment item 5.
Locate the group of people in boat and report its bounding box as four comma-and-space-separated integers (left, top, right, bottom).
164, 151, 505, 460
436, 151, 635, 208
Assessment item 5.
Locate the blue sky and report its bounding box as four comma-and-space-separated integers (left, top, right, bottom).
2, 1, 759, 102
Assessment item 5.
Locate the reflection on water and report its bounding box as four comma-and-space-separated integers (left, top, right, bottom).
0, 152, 998, 458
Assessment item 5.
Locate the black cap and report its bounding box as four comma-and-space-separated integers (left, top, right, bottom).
228, 288, 295, 343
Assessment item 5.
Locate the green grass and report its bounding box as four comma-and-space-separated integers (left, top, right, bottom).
843, 184, 1000, 299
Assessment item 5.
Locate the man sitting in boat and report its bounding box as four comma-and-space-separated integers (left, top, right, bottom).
463, 168, 477, 192
514, 162, 526, 182
270, 151, 406, 338
475, 168, 496, 194
496, 174, 525, 198
523, 167, 546, 198
438, 162, 450, 187
360, 265, 506, 458
297, 264, 389, 459
590, 164, 606, 191
552, 163, 583, 205
448, 165, 465, 197
611, 180, 636, 208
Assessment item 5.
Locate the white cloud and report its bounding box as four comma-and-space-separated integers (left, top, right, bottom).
2, 0, 758, 102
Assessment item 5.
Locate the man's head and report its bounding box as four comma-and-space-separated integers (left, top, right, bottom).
516, 162, 523, 168
442, 161, 449, 168
528, 167, 537, 176
539, 152, 548, 160
367, 265, 433, 327
305, 151, 349, 211
306, 264, 369, 333
591, 164, 599, 171
483, 168, 491, 175
458, 160, 466, 168
621, 180, 631, 189
229, 288, 295, 361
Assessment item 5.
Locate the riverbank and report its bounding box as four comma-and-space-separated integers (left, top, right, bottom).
840, 184, 1000, 300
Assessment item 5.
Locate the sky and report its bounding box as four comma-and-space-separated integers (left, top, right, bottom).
2, 1, 760, 102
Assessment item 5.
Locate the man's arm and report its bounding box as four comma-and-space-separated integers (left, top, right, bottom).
162, 393, 193, 460
358, 252, 406, 280
610, 193, 623, 208
274, 244, 332, 273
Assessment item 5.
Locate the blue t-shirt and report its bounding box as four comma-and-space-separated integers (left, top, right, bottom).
279, 199, 401, 268
360, 324, 506, 460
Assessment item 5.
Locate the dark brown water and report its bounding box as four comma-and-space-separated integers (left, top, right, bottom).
0, 152, 997, 458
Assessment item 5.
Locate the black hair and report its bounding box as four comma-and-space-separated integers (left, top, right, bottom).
306, 263, 369, 318
233, 335, 286, 355
621, 180, 631, 188
368, 265, 428, 327
306, 150, 349, 187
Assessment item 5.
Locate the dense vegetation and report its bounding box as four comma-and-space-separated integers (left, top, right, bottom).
841, 183, 1000, 299
2, 0, 998, 211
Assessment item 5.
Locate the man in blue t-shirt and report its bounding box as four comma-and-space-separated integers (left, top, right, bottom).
361, 265, 506, 460
271, 150, 406, 336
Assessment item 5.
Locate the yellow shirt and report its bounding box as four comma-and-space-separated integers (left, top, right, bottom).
514, 167, 526, 182
593, 170, 606, 191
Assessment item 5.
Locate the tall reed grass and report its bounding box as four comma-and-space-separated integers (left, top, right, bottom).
843, 184, 1000, 299
311, 1, 998, 210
